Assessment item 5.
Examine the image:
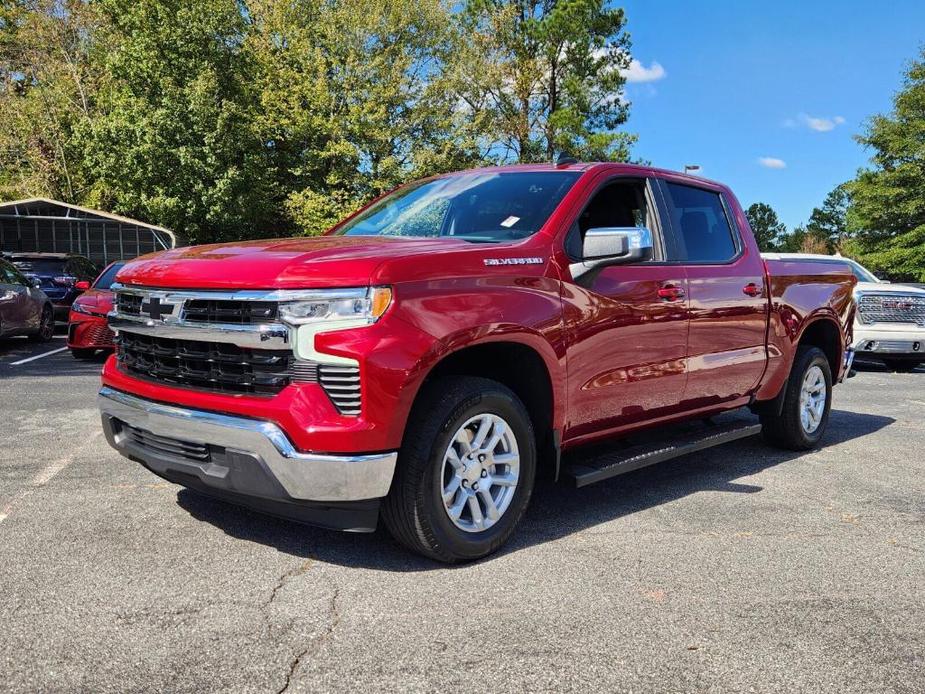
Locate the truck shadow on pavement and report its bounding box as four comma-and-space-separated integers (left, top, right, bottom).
176, 408, 894, 571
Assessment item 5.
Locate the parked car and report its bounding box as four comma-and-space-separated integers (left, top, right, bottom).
763, 253, 925, 372
0, 257, 55, 342
98, 162, 856, 562
8, 252, 98, 321
67, 262, 124, 360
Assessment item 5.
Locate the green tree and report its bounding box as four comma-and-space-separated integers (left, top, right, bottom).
451, 0, 635, 163
248, 0, 479, 234
0, 0, 641, 242
806, 183, 850, 252
0, 0, 109, 201
81, 0, 278, 244
745, 202, 786, 251
844, 49, 925, 281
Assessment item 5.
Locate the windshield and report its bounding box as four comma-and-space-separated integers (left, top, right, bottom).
93, 263, 124, 289
334, 171, 582, 243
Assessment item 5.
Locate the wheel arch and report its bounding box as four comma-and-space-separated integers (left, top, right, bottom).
797, 315, 842, 378
410, 337, 562, 480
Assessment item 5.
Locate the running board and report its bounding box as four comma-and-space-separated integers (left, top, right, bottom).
563, 414, 763, 488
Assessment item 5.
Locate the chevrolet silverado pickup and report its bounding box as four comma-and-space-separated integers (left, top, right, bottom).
98, 163, 856, 562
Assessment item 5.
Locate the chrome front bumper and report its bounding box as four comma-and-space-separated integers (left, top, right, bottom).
98, 386, 397, 503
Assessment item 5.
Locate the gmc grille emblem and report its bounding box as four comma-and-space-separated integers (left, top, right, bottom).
881, 299, 913, 310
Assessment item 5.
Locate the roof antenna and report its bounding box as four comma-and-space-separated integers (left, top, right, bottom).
556, 152, 579, 166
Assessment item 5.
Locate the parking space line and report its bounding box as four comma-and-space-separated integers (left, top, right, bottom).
0, 431, 103, 524
9, 347, 68, 365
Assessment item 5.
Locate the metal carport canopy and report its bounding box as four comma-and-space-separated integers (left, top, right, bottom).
0, 197, 179, 266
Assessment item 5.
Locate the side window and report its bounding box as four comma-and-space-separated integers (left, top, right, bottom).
567, 179, 656, 260
663, 182, 738, 263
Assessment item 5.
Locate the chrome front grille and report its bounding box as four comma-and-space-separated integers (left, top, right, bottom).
857, 293, 925, 325
318, 365, 362, 416
116, 292, 143, 316
110, 285, 363, 414
182, 299, 279, 324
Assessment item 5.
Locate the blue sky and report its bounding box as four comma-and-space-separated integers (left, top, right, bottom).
619, 0, 925, 228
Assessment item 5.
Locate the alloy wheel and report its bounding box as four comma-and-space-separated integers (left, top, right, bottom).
799, 364, 826, 434
440, 413, 520, 533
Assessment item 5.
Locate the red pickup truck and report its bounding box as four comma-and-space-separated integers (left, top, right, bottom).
98, 162, 856, 562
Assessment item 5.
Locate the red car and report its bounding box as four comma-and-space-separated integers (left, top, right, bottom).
67, 262, 123, 359
98, 162, 856, 562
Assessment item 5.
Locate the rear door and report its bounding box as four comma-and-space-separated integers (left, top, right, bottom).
657, 179, 769, 406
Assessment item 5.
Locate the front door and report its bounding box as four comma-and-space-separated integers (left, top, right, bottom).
561, 176, 690, 444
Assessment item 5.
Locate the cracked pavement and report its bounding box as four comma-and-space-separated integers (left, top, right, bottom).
1, 339, 923, 693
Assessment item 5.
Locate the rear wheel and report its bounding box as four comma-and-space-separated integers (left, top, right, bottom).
883, 359, 921, 373
382, 376, 536, 563
28, 306, 54, 343
761, 346, 832, 451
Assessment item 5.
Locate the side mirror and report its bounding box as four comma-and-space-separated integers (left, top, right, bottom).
75, 280, 91, 291
570, 227, 653, 279
32, 278, 42, 289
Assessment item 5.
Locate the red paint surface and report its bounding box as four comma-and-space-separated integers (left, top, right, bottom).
68, 288, 115, 350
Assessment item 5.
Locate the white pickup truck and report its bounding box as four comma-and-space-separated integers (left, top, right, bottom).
764, 253, 925, 372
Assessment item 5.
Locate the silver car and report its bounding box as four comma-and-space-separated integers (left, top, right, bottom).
0, 257, 55, 342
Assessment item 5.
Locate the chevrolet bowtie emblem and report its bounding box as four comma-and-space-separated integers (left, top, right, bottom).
141, 296, 174, 320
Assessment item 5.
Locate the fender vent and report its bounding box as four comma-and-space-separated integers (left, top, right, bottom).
288, 361, 361, 416
319, 365, 362, 416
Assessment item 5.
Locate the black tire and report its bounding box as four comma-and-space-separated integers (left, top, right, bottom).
71, 348, 97, 360
381, 376, 536, 563
760, 346, 832, 451
28, 306, 55, 343
883, 359, 921, 373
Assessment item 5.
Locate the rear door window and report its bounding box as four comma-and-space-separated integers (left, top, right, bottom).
662, 182, 739, 263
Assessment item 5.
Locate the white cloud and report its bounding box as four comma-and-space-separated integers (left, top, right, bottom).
784, 113, 846, 132
758, 157, 787, 169
623, 59, 666, 83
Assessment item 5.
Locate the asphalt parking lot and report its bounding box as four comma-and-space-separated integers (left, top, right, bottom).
1, 335, 923, 693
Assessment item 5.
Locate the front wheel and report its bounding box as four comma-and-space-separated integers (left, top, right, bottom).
382, 376, 536, 563
761, 346, 833, 451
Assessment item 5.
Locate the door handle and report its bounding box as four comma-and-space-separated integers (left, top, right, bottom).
743, 282, 763, 297
657, 284, 686, 301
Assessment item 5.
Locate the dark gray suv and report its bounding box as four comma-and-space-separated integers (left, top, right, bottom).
0, 257, 54, 342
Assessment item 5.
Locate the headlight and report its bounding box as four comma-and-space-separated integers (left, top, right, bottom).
70, 302, 93, 315
279, 287, 392, 326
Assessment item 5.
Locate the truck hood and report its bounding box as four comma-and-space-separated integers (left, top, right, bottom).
115, 236, 479, 289
855, 281, 925, 296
